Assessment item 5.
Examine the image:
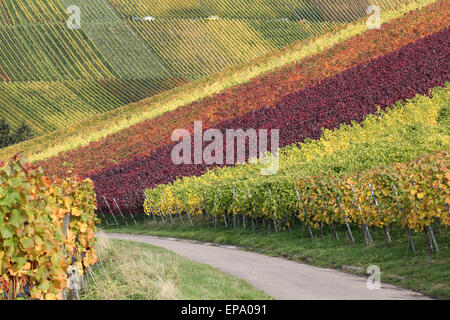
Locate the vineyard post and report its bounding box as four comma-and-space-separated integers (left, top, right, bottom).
337, 196, 355, 244
304, 206, 313, 239
369, 184, 392, 244
428, 225, 440, 254
181, 198, 194, 226
144, 193, 158, 223
113, 199, 128, 226
424, 227, 434, 254
351, 185, 373, 246
173, 198, 184, 225
124, 203, 138, 225
62, 213, 80, 300
102, 196, 119, 226
155, 203, 166, 224
393, 185, 414, 251
162, 192, 174, 224
295, 189, 313, 239
148, 202, 166, 224
98, 207, 109, 226
224, 213, 229, 230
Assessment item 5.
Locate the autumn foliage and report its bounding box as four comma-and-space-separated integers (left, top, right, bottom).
38, 0, 449, 179
0, 155, 98, 300
144, 151, 449, 233
92, 27, 449, 213
296, 151, 450, 232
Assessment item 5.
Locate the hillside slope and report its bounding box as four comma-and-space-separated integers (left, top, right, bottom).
37, 0, 448, 179
0, 0, 434, 162
13, 0, 444, 212
0, 0, 408, 136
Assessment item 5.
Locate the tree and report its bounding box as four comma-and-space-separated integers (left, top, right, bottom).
0, 119, 34, 149
12, 121, 34, 144
0, 118, 11, 148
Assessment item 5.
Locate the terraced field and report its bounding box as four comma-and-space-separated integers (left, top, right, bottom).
0, 0, 410, 136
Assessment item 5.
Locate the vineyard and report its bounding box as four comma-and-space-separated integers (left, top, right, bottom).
19, 0, 444, 177
90, 25, 450, 212
141, 151, 448, 251
0, 0, 449, 300
0, 155, 98, 300
0, 0, 409, 137
0, 0, 435, 162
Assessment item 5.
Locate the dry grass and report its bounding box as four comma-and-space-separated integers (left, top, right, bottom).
83, 234, 181, 300
83, 232, 271, 300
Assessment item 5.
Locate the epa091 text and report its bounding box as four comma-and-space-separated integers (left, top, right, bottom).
180, 304, 266, 317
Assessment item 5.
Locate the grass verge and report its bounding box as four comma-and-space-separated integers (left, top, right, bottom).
81, 235, 271, 300
102, 217, 450, 299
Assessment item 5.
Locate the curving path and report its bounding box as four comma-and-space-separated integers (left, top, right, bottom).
102, 233, 430, 300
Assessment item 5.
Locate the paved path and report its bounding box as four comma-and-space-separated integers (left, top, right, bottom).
102, 233, 430, 300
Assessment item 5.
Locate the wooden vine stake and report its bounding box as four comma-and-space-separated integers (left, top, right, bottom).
124, 203, 138, 225
350, 185, 373, 246
337, 196, 355, 244
173, 199, 184, 225
98, 207, 109, 226
368, 184, 391, 244
144, 193, 159, 223
181, 198, 194, 226
102, 196, 119, 226
113, 198, 128, 226
155, 203, 166, 224
424, 227, 434, 254
424, 225, 439, 254
162, 192, 174, 224
62, 213, 75, 300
